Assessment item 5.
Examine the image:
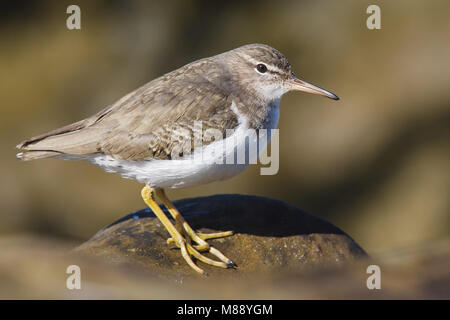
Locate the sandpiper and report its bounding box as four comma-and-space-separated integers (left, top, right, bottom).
16, 44, 338, 274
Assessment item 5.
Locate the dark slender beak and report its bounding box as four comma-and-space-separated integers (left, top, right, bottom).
288, 76, 339, 100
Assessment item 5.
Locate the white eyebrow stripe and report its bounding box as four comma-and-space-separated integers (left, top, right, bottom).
240, 53, 284, 74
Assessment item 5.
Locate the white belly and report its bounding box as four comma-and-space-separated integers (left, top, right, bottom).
83, 101, 280, 189
92, 156, 249, 189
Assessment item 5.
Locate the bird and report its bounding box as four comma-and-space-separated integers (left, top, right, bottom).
16, 44, 339, 274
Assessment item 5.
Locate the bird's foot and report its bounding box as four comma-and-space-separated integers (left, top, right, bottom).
167, 228, 236, 272
167, 228, 236, 274
141, 186, 236, 275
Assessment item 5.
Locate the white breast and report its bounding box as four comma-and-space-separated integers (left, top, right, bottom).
85, 100, 280, 189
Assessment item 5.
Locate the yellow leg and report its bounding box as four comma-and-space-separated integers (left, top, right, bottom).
141, 186, 235, 274
141, 186, 205, 274
154, 188, 236, 267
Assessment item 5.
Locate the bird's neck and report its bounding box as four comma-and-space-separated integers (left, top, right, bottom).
232, 94, 281, 130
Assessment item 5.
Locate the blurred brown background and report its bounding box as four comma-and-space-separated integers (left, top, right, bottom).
1, 0, 449, 258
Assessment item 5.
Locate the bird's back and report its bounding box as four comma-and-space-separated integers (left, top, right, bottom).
16, 56, 238, 161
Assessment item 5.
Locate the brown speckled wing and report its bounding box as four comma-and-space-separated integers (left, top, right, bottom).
18, 58, 239, 161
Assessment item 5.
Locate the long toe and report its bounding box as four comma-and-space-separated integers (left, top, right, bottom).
197, 230, 234, 241
186, 244, 229, 269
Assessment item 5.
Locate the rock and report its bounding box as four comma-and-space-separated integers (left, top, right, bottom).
2, 234, 449, 298
75, 194, 367, 278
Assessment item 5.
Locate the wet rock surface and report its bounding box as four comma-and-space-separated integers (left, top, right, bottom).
75, 194, 367, 278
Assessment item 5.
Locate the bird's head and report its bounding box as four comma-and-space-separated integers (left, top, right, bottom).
226, 43, 339, 102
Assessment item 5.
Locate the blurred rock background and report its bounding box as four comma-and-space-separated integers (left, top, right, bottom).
0, 0, 449, 297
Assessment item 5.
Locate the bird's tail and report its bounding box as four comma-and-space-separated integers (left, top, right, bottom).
15, 118, 100, 161
16, 150, 62, 161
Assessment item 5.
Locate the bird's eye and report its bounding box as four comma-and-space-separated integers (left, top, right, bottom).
256, 64, 267, 74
